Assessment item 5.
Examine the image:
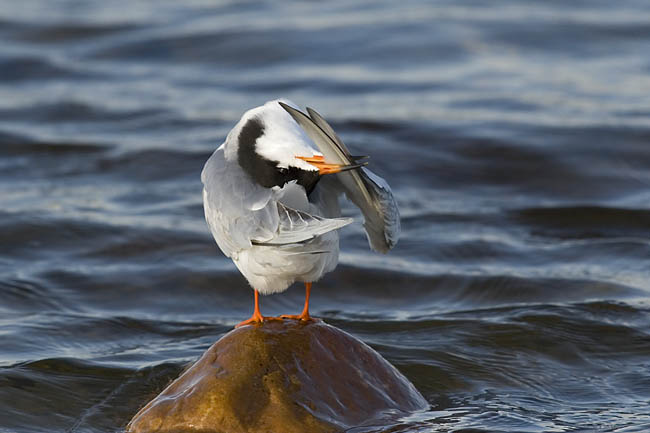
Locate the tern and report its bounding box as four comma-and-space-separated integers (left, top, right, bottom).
201, 100, 399, 327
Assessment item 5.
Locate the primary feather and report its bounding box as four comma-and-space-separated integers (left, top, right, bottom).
279, 103, 400, 253
254, 202, 352, 246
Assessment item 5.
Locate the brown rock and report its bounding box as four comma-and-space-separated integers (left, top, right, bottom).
127, 319, 427, 433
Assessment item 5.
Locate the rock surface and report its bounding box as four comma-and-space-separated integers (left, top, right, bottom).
127, 319, 427, 433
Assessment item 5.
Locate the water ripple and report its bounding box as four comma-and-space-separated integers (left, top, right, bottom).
1, 0, 649, 431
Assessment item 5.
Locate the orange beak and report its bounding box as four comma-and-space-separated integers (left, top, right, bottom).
296, 155, 366, 175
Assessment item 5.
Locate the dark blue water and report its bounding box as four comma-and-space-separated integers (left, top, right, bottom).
1, 1, 650, 432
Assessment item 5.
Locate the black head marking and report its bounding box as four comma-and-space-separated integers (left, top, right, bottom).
237, 116, 320, 195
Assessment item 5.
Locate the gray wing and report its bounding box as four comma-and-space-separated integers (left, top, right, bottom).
202, 145, 352, 256
253, 203, 352, 246
201, 145, 277, 257
306, 107, 353, 155
280, 103, 400, 253
357, 167, 400, 252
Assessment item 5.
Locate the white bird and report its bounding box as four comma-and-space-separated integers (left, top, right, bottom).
201, 100, 400, 327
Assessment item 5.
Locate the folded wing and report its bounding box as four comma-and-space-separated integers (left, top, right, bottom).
253, 203, 352, 246
202, 146, 278, 257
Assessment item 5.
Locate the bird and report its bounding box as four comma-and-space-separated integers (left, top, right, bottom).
201, 99, 400, 327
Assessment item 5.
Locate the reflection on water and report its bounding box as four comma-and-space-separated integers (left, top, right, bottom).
1, 0, 649, 432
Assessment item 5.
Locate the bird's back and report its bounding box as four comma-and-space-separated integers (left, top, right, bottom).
201, 101, 350, 293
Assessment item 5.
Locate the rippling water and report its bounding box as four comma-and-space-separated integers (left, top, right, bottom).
1, 1, 650, 432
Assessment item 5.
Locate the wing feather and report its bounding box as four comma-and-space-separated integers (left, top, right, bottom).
280, 103, 400, 253
201, 145, 278, 257
253, 203, 352, 246
306, 107, 353, 155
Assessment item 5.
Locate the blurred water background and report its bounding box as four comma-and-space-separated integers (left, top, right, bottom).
1, 1, 650, 432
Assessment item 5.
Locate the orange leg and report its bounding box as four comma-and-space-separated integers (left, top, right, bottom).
281, 282, 313, 321
235, 290, 265, 328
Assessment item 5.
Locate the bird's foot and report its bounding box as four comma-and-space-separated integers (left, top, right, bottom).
235, 316, 262, 328
235, 314, 284, 328
235, 310, 265, 328
280, 312, 314, 322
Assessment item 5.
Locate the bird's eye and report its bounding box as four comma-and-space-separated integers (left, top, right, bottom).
278, 167, 288, 175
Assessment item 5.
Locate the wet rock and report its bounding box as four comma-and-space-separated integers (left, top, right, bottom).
127, 320, 427, 433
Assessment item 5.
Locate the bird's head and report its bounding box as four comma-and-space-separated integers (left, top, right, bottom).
229, 100, 360, 194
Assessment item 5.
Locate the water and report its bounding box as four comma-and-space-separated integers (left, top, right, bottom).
1, 1, 650, 432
